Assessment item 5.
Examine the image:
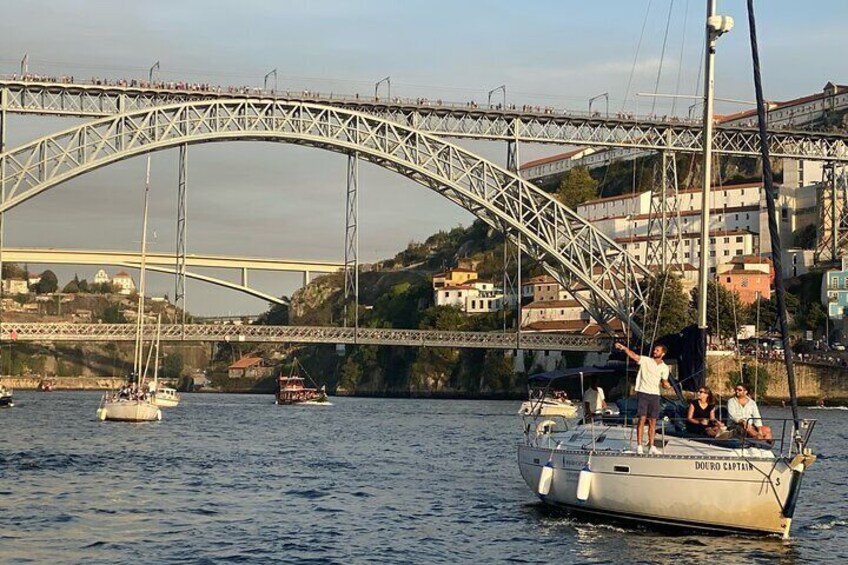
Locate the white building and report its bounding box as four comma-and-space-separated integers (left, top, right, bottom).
93, 269, 110, 285
435, 280, 503, 314
2, 278, 29, 295
112, 271, 136, 295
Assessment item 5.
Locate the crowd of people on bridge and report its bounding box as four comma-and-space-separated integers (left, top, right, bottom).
1, 72, 716, 125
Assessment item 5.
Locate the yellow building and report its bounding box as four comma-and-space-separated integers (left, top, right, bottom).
432, 267, 477, 290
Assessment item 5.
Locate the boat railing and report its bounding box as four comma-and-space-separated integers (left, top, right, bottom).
525, 413, 816, 458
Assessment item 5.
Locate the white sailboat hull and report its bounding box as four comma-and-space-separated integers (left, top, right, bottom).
518, 425, 801, 536
97, 400, 162, 422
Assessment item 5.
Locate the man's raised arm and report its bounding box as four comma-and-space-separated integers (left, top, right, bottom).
614, 342, 641, 363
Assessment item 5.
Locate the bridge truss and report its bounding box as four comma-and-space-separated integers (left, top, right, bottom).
2, 80, 848, 161
0, 99, 649, 336
0, 322, 606, 352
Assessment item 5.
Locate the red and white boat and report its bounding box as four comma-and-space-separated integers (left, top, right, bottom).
275, 359, 331, 406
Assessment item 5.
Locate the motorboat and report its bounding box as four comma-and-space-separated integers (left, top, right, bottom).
151, 385, 181, 408
517, 368, 816, 538
39, 380, 55, 392
0, 385, 14, 408
275, 359, 332, 406
518, 395, 578, 418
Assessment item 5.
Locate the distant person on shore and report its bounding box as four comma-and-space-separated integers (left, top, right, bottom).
615, 342, 671, 454
727, 382, 772, 441
583, 379, 607, 422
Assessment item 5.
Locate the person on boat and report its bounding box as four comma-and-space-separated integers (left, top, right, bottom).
686, 387, 722, 437
583, 379, 606, 421
726, 382, 772, 441
615, 342, 671, 455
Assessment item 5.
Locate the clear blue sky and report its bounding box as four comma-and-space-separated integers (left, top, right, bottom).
0, 1, 845, 315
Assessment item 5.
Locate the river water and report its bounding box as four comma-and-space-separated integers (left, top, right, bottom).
0, 392, 845, 564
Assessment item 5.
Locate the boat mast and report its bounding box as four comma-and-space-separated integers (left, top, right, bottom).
696, 0, 732, 380
745, 0, 800, 429
133, 155, 153, 383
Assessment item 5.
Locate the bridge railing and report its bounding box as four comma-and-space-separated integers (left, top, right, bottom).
0, 322, 609, 352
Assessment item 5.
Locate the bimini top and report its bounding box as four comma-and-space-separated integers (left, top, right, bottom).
527, 365, 622, 384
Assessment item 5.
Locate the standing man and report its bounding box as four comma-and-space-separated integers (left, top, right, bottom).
615, 342, 672, 454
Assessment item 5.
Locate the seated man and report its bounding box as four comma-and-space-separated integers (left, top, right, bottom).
726, 382, 772, 441
583, 379, 606, 422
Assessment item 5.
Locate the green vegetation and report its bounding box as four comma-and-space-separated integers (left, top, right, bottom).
728, 364, 770, 399
556, 166, 598, 208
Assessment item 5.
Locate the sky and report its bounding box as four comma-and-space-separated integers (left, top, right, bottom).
0, 0, 846, 316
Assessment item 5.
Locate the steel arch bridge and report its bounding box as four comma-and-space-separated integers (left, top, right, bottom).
2, 79, 848, 161
0, 99, 650, 336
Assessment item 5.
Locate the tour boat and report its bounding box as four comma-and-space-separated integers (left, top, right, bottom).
275, 359, 331, 406
517, 4, 815, 539
38, 380, 54, 392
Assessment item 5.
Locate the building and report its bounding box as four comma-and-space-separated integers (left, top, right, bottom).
227, 357, 275, 379
93, 269, 110, 285
717, 256, 773, 305
432, 267, 478, 290
2, 278, 29, 295
434, 279, 504, 314
521, 299, 590, 327
112, 271, 136, 295
822, 256, 848, 320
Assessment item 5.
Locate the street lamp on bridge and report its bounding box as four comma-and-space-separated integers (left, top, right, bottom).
589, 92, 609, 117
149, 61, 160, 84
487, 84, 506, 108
374, 76, 390, 100
264, 68, 277, 93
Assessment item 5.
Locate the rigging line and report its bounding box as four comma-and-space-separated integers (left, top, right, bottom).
621, 0, 654, 112
651, 0, 676, 116
671, 0, 690, 116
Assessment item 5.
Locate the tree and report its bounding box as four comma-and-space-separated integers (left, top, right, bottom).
556, 167, 598, 209
690, 281, 746, 342
728, 364, 770, 399
1, 262, 26, 279
103, 304, 127, 323
36, 270, 59, 294
255, 299, 290, 326
792, 224, 817, 249
636, 270, 692, 341
63, 277, 81, 293
163, 353, 184, 378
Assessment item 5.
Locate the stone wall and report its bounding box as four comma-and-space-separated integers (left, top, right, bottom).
705, 353, 848, 401
2, 376, 136, 390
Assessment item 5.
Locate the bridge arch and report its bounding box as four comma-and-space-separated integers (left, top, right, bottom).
0, 100, 649, 336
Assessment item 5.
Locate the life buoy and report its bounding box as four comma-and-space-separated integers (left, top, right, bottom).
535, 419, 557, 437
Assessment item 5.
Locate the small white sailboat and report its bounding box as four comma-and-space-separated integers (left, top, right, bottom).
97, 154, 162, 423
0, 384, 14, 408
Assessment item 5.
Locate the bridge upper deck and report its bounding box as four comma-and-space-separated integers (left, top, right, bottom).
2, 78, 847, 161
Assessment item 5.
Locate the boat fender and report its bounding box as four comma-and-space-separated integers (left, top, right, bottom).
535, 420, 557, 437
155, 409, 163, 421
538, 461, 555, 496
576, 464, 592, 502
96, 408, 107, 421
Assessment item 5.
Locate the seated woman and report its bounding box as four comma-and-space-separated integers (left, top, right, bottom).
686, 387, 723, 437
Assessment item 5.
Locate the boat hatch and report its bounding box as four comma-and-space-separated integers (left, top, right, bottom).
613, 465, 630, 474
569, 433, 581, 442
533, 458, 540, 464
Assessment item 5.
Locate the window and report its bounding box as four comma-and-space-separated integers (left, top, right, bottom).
724, 250, 730, 256
724, 237, 730, 244
488, 300, 493, 309
684, 252, 690, 259
471, 300, 476, 309
746, 213, 750, 220
781, 207, 788, 220
736, 236, 743, 243
736, 250, 743, 255
727, 277, 732, 283
741, 278, 749, 288
710, 251, 716, 257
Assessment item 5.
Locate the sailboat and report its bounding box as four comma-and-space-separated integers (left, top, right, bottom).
96, 155, 162, 423
516, 2, 816, 538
